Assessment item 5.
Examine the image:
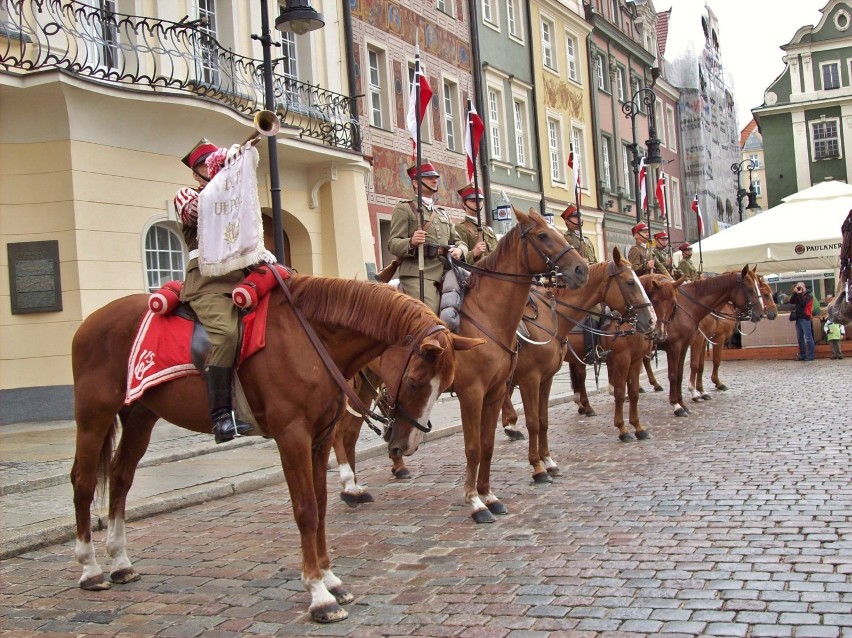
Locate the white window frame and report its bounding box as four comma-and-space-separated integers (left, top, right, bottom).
753, 179, 762, 196
609, 0, 620, 27
482, 0, 499, 29
616, 66, 625, 102
366, 44, 389, 130
506, 0, 523, 42
596, 54, 607, 91
820, 60, 841, 90
601, 135, 612, 190
622, 144, 632, 197
666, 104, 677, 152
749, 153, 760, 168
196, 0, 219, 85
513, 97, 529, 167
436, 0, 455, 17
443, 79, 460, 153
670, 176, 682, 229
811, 118, 841, 159
541, 18, 556, 71
408, 62, 433, 143
655, 103, 666, 148
488, 86, 505, 161
144, 222, 186, 292
83, 0, 121, 71
547, 116, 564, 184
565, 32, 579, 83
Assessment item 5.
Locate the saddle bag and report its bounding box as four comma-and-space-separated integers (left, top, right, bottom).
232, 264, 291, 309
148, 280, 183, 315
439, 264, 469, 332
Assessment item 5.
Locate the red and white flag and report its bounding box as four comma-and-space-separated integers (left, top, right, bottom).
656, 172, 667, 220
568, 145, 582, 209
406, 51, 433, 160
464, 102, 484, 182
638, 156, 648, 212
692, 194, 704, 237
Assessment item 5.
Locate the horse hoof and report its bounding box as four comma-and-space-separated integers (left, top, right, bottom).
328, 586, 355, 606
701, 394, 712, 401
472, 508, 496, 524
532, 471, 552, 484
504, 428, 525, 441
311, 602, 348, 623
653, 385, 664, 392
546, 466, 561, 477
638, 387, 646, 394
716, 384, 728, 391
392, 468, 411, 479
79, 574, 111, 591
635, 430, 650, 441
692, 396, 702, 403
340, 492, 360, 508
584, 408, 597, 417
619, 432, 635, 442
357, 492, 374, 504
487, 501, 508, 515
674, 407, 689, 417
109, 568, 141, 585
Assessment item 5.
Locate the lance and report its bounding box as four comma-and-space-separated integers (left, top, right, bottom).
468, 100, 483, 238
695, 197, 705, 275
661, 173, 672, 266
415, 50, 425, 303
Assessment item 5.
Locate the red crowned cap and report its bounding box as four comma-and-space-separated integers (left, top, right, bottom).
458, 184, 484, 201
561, 204, 579, 219
654, 231, 668, 240
182, 139, 219, 169
407, 162, 440, 180
632, 222, 649, 235
678, 242, 692, 252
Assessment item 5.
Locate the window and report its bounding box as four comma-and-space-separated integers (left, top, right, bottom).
821, 61, 840, 90
145, 224, 185, 292
408, 64, 432, 141
622, 145, 632, 196
513, 99, 528, 166
571, 127, 585, 188
482, 0, 497, 26
565, 34, 578, 82
749, 154, 760, 168
670, 176, 682, 229
542, 19, 555, 70
197, 0, 219, 84
437, 0, 454, 15
666, 104, 677, 151
616, 67, 625, 101
753, 179, 762, 196
507, 0, 521, 38
631, 76, 642, 106
596, 55, 606, 90
609, 0, 620, 27
86, 0, 120, 70
367, 47, 386, 128
601, 136, 612, 190
488, 88, 504, 160
812, 119, 840, 159
547, 118, 563, 182
655, 104, 666, 148
443, 80, 459, 152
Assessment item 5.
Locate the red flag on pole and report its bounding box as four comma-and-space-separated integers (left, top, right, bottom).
464, 102, 484, 182
692, 194, 704, 236
656, 172, 667, 220
638, 156, 648, 212
406, 52, 433, 160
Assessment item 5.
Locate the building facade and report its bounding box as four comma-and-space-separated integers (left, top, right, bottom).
754, 0, 852, 208
740, 119, 769, 214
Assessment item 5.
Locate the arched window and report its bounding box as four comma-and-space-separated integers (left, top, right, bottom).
144, 223, 185, 291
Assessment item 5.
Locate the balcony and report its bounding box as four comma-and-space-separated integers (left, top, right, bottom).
0, 0, 360, 150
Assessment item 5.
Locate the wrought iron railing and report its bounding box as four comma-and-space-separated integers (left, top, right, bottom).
0, 0, 360, 150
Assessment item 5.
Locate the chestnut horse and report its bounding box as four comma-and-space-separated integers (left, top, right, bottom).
687, 276, 777, 400
332, 209, 589, 519
70, 276, 482, 623
497, 250, 657, 480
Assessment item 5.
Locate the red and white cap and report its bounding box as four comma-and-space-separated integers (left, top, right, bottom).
181, 139, 219, 169
632, 222, 649, 236
407, 162, 440, 179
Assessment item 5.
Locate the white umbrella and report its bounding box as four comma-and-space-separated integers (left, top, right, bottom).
690, 181, 850, 274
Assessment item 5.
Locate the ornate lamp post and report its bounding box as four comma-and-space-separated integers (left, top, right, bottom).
731, 159, 759, 223
253, 0, 325, 263
622, 86, 663, 224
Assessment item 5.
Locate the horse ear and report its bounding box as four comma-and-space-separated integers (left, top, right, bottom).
741, 265, 749, 278
450, 334, 486, 351
514, 207, 531, 225
612, 246, 622, 262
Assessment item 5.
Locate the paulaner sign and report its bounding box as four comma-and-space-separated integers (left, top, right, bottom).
794, 242, 842, 255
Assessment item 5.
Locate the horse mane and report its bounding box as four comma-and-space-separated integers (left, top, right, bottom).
687, 271, 738, 296
285, 275, 440, 344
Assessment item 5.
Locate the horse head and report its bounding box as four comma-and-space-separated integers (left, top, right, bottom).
381, 329, 483, 459
603, 247, 657, 335
756, 272, 777, 320
512, 207, 589, 289
732, 266, 765, 323
642, 274, 684, 343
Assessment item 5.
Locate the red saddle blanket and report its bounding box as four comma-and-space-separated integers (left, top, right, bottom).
125, 294, 270, 405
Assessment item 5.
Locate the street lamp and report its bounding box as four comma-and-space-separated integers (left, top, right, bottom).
622, 86, 662, 223
253, 0, 324, 263
732, 159, 759, 223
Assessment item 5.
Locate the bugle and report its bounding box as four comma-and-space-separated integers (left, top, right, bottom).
243, 109, 281, 145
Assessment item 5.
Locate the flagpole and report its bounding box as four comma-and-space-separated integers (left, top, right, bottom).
695, 195, 704, 274
468, 100, 483, 234
571, 143, 583, 242
415, 47, 425, 303
662, 175, 672, 264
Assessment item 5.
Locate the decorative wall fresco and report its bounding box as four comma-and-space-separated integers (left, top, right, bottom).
393, 60, 405, 129
371, 147, 467, 205
542, 78, 585, 122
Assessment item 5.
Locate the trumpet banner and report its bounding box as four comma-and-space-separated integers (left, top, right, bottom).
197, 146, 268, 276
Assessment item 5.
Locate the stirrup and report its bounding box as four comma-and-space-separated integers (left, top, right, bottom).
212, 410, 252, 444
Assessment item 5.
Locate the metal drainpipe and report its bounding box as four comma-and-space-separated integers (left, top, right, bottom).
467, 0, 492, 223
341, 0, 361, 153
526, 0, 545, 216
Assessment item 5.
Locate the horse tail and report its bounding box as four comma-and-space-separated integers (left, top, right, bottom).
95, 415, 120, 505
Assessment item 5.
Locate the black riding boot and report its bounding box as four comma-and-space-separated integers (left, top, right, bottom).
206, 365, 253, 444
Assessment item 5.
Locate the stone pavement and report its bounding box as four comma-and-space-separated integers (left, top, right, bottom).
2, 358, 850, 637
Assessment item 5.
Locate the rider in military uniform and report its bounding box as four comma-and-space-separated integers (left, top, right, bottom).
651, 231, 674, 278
560, 204, 597, 263
674, 242, 699, 281
387, 161, 467, 314
628, 222, 667, 276
453, 184, 497, 263
174, 139, 253, 444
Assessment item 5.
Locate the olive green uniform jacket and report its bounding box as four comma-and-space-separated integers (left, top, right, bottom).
454, 218, 498, 263
628, 242, 668, 276
564, 230, 597, 263
675, 256, 699, 281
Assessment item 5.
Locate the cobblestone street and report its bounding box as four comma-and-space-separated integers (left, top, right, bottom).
2, 359, 850, 637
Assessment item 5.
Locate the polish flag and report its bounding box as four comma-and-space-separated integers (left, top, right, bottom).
639, 156, 648, 212
692, 195, 704, 237
464, 102, 484, 182
406, 53, 433, 159
656, 172, 667, 220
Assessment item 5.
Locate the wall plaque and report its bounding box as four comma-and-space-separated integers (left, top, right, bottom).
8, 240, 63, 314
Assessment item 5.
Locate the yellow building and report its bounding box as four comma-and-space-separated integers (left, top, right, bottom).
0, 1, 371, 423
529, 0, 602, 256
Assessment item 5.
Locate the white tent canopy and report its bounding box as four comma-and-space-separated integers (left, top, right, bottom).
689, 181, 849, 274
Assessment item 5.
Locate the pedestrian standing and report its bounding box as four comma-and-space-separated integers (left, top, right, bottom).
790, 281, 815, 361
824, 318, 846, 359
